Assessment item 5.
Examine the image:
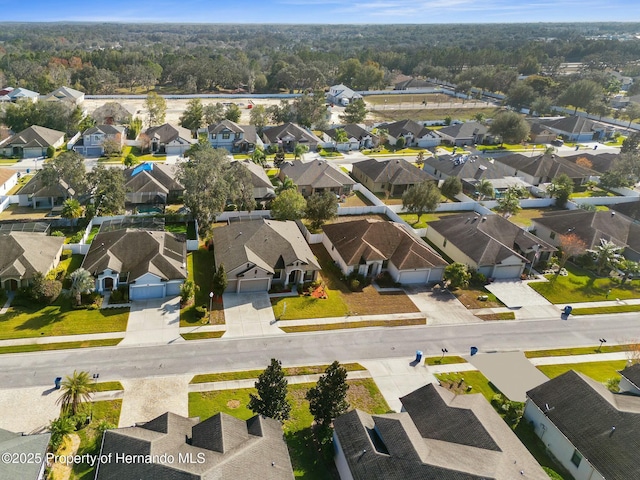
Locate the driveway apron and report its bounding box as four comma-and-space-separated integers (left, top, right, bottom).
222, 292, 284, 338
119, 296, 183, 346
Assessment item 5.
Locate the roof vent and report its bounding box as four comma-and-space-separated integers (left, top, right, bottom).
481, 216, 487, 222
611, 211, 616, 216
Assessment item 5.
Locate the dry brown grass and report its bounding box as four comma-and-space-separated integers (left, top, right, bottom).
0, 205, 51, 221
280, 318, 426, 333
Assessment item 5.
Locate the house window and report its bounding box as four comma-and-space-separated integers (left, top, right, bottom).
235, 133, 241, 139
443, 239, 447, 247
211, 134, 216, 139
223, 133, 230, 139
382, 260, 389, 269
274, 269, 282, 280
550, 232, 556, 240
570, 450, 582, 468
301, 187, 307, 194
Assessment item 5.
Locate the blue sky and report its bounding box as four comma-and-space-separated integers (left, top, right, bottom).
2, 0, 640, 23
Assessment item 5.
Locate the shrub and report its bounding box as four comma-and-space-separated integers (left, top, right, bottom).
109, 288, 128, 304
61, 249, 72, 260
51, 230, 65, 237
345, 271, 367, 291
69, 232, 84, 243
195, 305, 207, 319
468, 269, 487, 287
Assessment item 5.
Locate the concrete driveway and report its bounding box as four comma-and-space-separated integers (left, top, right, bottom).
404, 285, 477, 325
485, 280, 552, 308
222, 292, 284, 338
119, 296, 183, 346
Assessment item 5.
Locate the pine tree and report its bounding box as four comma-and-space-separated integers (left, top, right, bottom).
248, 359, 291, 421
306, 361, 349, 435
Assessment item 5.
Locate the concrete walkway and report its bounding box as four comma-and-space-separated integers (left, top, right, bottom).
118, 376, 190, 427
276, 311, 425, 328
222, 292, 284, 337
529, 351, 630, 366
119, 296, 183, 346
0, 291, 14, 315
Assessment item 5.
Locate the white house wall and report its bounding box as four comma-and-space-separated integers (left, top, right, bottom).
332, 432, 355, 480
322, 235, 353, 276
0, 172, 18, 196
524, 401, 605, 480
619, 376, 640, 395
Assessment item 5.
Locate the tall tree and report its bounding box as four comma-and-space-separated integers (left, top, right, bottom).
555, 233, 587, 281
227, 163, 256, 212
69, 268, 95, 306
56, 370, 94, 416
270, 189, 306, 221
587, 239, 623, 276
249, 104, 269, 134
293, 144, 308, 160
305, 192, 338, 230
145, 91, 167, 126
306, 361, 349, 435
40, 151, 88, 199
402, 181, 441, 224
495, 186, 522, 217
557, 79, 603, 114
180, 98, 204, 133
340, 98, 367, 124
88, 165, 126, 215
547, 173, 574, 207
203, 103, 226, 125
225, 104, 242, 122
293, 90, 327, 129
476, 179, 494, 200
248, 358, 291, 421
505, 83, 537, 111
212, 264, 227, 299
443, 262, 471, 289
488, 111, 530, 145
440, 176, 462, 200
276, 176, 296, 195
624, 102, 640, 128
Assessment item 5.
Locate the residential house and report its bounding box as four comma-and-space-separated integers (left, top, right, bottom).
426, 212, 556, 279
528, 122, 558, 144
334, 383, 547, 480
95, 411, 294, 480
0, 232, 65, 291
206, 120, 263, 153
92, 102, 134, 125
261, 123, 321, 152
279, 159, 355, 198
229, 160, 275, 201
380, 119, 440, 148
0, 428, 51, 480
41, 86, 84, 106
213, 219, 320, 293
0, 125, 65, 159
351, 158, 435, 196
563, 152, 619, 174
394, 77, 435, 90
323, 124, 378, 151
123, 162, 184, 205
435, 121, 490, 147
18, 170, 75, 209
492, 153, 598, 186
81, 229, 187, 300
144, 123, 195, 155
72, 124, 125, 157
537, 116, 614, 142
327, 84, 362, 105
6, 87, 39, 103
323, 219, 447, 283
0, 86, 14, 101
531, 209, 640, 261
524, 370, 640, 480
0, 167, 19, 196
610, 200, 640, 222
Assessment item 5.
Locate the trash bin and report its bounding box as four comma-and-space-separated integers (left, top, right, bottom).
470, 346, 478, 356
564, 306, 573, 315
54, 377, 62, 389
415, 350, 423, 362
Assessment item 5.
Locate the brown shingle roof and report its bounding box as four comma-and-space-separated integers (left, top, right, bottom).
0, 232, 64, 280
4, 125, 64, 149
353, 158, 433, 185
279, 159, 355, 190
0, 167, 17, 188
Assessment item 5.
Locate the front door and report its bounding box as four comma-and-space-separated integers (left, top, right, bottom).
104, 277, 114, 291
6, 279, 19, 291
288, 270, 298, 284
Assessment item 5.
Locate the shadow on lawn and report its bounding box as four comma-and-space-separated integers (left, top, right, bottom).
285, 428, 338, 480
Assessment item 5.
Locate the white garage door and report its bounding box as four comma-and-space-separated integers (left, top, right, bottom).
492, 265, 523, 279
238, 278, 270, 293
130, 284, 165, 300
397, 270, 429, 284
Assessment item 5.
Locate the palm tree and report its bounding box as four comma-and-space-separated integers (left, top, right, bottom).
57, 370, 94, 416
476, 179, 494, 200
69, 268, 95, 306
334, 128, 349, 146
276, 175, 296, 195
61, 198, 83, 227
587, 239, 623, 276
618, 259, 640, 283
293, 144, 309, 160
250, 147, 266, 167
48, 416, 76, 451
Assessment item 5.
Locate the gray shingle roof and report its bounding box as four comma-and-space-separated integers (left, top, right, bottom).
324, 124, 378, 143
620, 363, 640, 391
422, 155, 513, 180
0, 232, 65, 280
526, 370, 640, 480
436, 122, 488, 141
96, 412, 294, 480
4, 125, 65, 149
123, 163, 183, 196
428, 212, 555, 265
261, 123, 321, 145
563, 152, 618, 174
493, 153, 596, 181
353, 158, 433, 185
230, 160, 273, 190
279, 159, 354, 190
610, 201, 640, 222
381, 119, 433, 140
81, 229, 187, 282
0, 428, 50, 480
84, 124, 125, 136
333, 384, 547, 480
323, 219, 447, 269
145, 124, 195, 145
213, 219, 320, 275
18, 170, 75, 198
539, 116, 598, 135
531, 209, 640, 253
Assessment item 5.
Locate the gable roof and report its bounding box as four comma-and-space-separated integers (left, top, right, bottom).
42, 86, 84, 103
562, 152, 618, 174
123, 162, 183, 195
96, 411, 294, 479
334, 383, 547, 480
92, 102, 134, 125
208, 119, 245, 134
324, 124, 377, 143
145, 123, 195, 145
526, 370, 640, 480
0, 167, 17, 187
0, 428, 51, 480
0, 232, 64, 279
81, 229, 186, 282
528, 122, 556, 137
353, 158, 434, 185
423, 154, 514, 180
262, 123, 321, 145
539, 116, 603, 135
280, 159, 355, 190
17, 170, 75, 198
213, 219, 320, 275
428, 212, 555, 265
493, 153, 597, 181
611, 200, 640, 222
7, 87, 39, 100
531, 209, 640, 253
381, 119, 434, 140
4, 125, 65, 149
620, 363, 640, 391
323, 219, 447, 269
83, 124, 125, 136
436, 121, 488, 140
231, 160, 274, 191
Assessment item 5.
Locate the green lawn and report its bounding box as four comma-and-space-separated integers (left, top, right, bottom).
191, 363, 366, 384
529, 263, 640, 303
0, 297, 129, 340
181, 249, 224, 326
502, 207, 564, 227
570, 185, 617, 198
189, 378, 390, 479
424, 356, 467, 366
271, 293, 349, 320
0, 338, 122, 355
94, 381, 124, 392
397, 212, 459, 229
71, 400, 122, 479
164, 222, 187, 234
86, 226, 100, 243
99, 145, 167, 164
571, 304, 640, 315
57, 254, 84, 277
181, 331, 225, 340
537, 360, 628, 383
435, 371, 500, 402
525, 344, 634, 358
